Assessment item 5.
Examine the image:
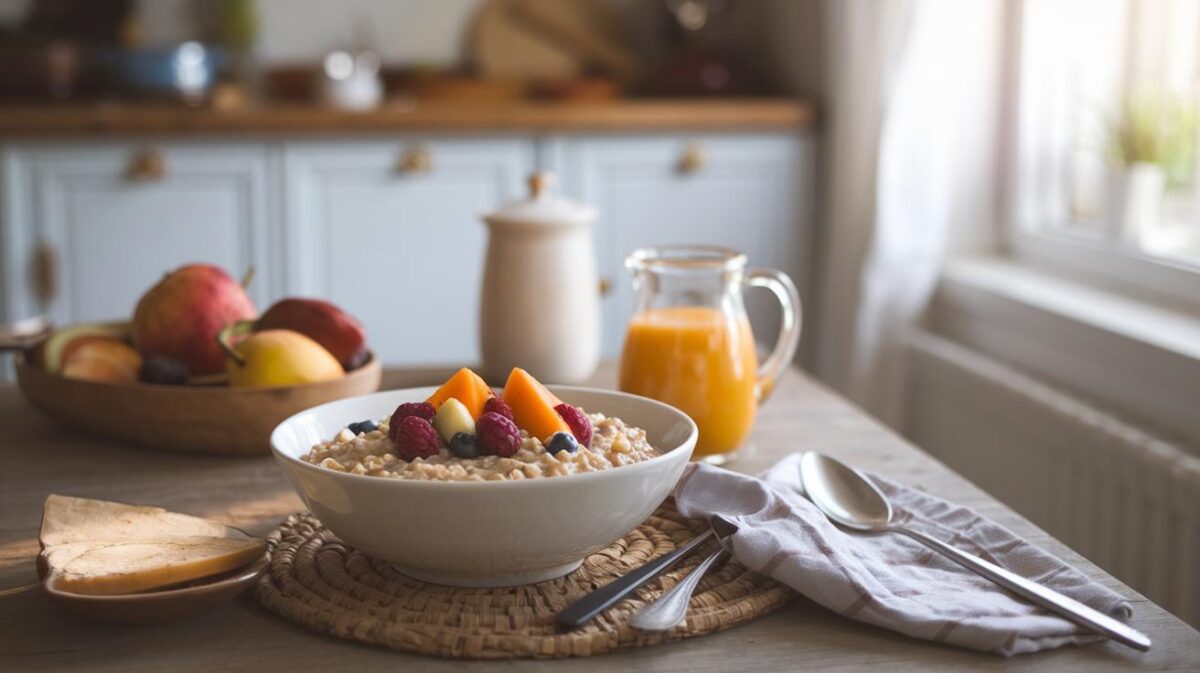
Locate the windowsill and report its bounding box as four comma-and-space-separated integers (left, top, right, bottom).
931, 255, 1200, 445
941, 256, 1200, 361
1049, 220, 1200, 267
1008, 229, 1200, 313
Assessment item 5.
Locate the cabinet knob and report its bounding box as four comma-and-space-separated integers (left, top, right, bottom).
397, 146, 432, 175
598, 277, 612, 297
677, 143, 707, 174
126, 148, 166, 182
34, 243, 58, 305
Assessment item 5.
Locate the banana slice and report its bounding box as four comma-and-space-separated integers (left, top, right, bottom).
433, 398, 476, 444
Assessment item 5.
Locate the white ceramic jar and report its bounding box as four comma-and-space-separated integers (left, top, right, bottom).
480, 172, 600, 384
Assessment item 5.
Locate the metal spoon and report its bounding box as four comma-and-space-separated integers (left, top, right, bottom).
629, 515, 738, 631
798, 452, 1151, 651
555, 528, 714, 631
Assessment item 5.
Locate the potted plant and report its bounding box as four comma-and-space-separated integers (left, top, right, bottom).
1105, 94, 1197, 243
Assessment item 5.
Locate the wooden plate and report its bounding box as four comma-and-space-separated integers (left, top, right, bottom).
44, 552, 269, 625
15, 351, 382, 455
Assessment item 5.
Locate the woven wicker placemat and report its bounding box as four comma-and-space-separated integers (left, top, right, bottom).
255, 501, 793, 659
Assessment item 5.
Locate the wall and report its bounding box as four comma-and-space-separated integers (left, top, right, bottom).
253, 0, 479, 66
0, 0, 481, 66
0, 0, 822, 95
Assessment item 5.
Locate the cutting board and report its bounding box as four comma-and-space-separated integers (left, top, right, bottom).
469, 0, 636, 81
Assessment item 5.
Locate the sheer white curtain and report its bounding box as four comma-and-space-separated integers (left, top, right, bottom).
811, 0, 1006, 423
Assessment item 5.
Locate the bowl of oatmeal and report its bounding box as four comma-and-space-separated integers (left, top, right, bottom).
270, 382, 696, 587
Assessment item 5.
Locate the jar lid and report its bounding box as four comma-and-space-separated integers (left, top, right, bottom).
483, 172, 597, 229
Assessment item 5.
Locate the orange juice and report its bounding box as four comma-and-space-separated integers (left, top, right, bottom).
618, 306, 758, 458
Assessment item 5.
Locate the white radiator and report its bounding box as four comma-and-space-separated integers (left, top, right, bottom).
903, 330, 1200, 627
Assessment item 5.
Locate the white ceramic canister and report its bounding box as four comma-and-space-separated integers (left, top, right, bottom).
480, 172, 600, 384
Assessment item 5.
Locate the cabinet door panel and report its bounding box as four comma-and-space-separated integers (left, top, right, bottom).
22, 144, 271, 324
285, 139, 533, 366
563, 135, 811, 356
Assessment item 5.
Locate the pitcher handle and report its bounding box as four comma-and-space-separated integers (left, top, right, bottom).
744, 268, 802, 403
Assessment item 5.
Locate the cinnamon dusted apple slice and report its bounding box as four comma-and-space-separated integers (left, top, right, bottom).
44, 537, 265, 596
40, 494, 235, 546
39, 495, 264, 596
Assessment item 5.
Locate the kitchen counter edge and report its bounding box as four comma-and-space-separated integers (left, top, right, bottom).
0, 99, 817, 137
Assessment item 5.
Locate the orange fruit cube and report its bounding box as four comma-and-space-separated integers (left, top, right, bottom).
502, 367, 569, 442
425, 367, 494, 419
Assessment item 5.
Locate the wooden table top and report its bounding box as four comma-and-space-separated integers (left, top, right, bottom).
0, 99, 815, 137
1, 364, 1197, 672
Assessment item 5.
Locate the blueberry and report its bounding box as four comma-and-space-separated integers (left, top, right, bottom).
138, 354, 190, 385
547, 432, 579, 455
347, 420, 378, 435
449, 432, 480, 459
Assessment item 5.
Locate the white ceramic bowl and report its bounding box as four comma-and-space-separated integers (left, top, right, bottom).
270, 386, 697, 587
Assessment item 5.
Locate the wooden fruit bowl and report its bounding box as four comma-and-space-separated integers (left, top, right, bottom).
15, 350, 382, 455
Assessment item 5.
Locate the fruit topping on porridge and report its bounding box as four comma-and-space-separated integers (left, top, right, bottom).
302, 367, 659, 481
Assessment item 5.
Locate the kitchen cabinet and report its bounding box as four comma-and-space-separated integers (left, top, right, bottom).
283, 138, 535, 365
3, 143, 272, 325
1, 129, 812, 370
558, 135, 813, 355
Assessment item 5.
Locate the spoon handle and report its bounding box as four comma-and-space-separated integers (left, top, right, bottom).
628, 547, 726, 632
892, 525, 1151, 651
555, 529, 714, 631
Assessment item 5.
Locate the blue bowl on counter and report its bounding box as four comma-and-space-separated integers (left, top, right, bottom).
108, 42, 226, 102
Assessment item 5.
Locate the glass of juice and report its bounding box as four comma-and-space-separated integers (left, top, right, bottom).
618, 246, 802, 464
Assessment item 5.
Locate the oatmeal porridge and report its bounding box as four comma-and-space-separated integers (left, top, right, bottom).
302, 411, 659, 481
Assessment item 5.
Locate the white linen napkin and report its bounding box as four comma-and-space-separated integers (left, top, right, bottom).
671, 454, 1133, 656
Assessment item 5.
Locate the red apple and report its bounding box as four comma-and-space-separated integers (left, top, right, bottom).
132, 264, 257, 375
254, 298, 368, 369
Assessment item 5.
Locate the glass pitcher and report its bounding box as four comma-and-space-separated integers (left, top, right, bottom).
617, 246, 802, 464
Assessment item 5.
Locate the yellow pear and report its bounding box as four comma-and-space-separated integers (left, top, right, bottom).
224, 329, 343, 387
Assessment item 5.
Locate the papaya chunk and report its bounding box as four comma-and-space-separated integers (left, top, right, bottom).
502, 367, 569, 441
425, 368, 494, 419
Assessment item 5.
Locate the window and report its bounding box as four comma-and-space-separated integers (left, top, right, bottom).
1010, 0, 1200, 306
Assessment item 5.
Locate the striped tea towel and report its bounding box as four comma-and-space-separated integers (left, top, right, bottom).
671, 454, 1132, 655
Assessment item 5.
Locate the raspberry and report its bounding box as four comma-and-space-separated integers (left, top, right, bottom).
477, 412, 520, 457
554, 403, 592, 447
483, 396, 515, 422
389, 402, 435, 442
391, 416, 442, 460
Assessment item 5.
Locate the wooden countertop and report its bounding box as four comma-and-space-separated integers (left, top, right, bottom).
0, 99, 815, 137
1, 363, 1197, 672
